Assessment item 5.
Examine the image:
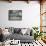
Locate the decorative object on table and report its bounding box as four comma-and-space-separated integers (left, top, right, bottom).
8, 10, 22, 21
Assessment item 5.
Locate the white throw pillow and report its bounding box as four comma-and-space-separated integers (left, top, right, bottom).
21, 28, 27, 35
25, 28, 31, 35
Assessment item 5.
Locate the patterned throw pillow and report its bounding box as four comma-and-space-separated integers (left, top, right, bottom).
8, 27, 14, 34
14, 28, 21, 34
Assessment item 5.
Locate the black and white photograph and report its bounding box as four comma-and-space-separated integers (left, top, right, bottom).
8, 10, 22, 20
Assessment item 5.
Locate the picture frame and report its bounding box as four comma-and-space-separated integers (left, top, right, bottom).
8, 10, 22, 21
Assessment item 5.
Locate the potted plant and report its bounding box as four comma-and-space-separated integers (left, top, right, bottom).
32, 27, 43, 40
32, 27, 39, 40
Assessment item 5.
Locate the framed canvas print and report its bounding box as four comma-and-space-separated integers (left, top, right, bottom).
8, 10, 22, 21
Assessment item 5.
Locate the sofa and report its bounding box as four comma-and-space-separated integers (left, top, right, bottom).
7, 27, 34, 43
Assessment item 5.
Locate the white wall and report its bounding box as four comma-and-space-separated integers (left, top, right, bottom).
0, 1, 40, 28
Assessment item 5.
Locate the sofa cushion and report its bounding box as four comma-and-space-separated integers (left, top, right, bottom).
8, 33, 34, 43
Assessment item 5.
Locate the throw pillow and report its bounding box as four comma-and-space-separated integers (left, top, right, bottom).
21, 28, 27, 35
14, 28, 21, 34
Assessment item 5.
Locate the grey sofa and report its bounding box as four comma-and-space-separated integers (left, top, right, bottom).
3, 27, 34, 43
